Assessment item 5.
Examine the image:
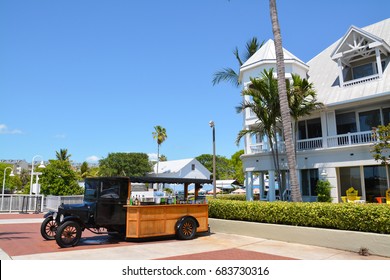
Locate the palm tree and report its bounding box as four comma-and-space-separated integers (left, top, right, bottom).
152, 126, 167, 176
269, 0, 301, 202
212, 37, 264, 87
236, 69, 282, 197
287, 74, 324, 154
56, 148, 71, 161
80, 161, 89, 178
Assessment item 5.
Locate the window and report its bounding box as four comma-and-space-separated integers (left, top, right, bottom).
364, 165, 388, 203
359, 109, 381, 131
383, 107, 390, 125
339, 167, 362, 199
336, 112, 357, 134
301, 169, 319, 196
352, 63, 374, 79
298, 118, 322, 140
100, 181, 120, 199
191, 164, 195, 171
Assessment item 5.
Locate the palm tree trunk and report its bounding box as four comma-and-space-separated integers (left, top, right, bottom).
156, 144, 160, 177
269, 0, 302, 202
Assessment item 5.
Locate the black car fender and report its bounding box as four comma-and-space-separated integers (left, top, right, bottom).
43, 211, 55, 219
175, 215, 199, 231
60, 215, 85, 228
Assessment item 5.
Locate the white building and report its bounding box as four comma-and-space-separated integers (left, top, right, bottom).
240, 18, 390, 203
150, 158, 211, 180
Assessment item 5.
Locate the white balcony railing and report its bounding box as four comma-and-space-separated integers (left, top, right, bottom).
248, 131, 375, 154
297, 137, 323, 150
326, 131, 375, 148
343, 74, 380, 87
249, 142, 285, 154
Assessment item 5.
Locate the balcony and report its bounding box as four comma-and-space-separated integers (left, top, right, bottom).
343, 74, 380, 87
248, 131, 375, 154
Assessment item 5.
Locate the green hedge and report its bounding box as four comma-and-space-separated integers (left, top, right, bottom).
208, 200, 390, 234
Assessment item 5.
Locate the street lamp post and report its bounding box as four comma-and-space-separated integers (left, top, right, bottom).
30, 155, 45, 196
2, 167, 15, 211
209, 121, 216, 198
29, 155, 45, 212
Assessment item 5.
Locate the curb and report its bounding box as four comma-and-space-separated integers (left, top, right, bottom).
0, 249, 11, 260
209, 218, 390, 258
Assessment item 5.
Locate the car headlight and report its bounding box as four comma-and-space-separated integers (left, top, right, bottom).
53, 212, 57, 220
60, 214, 64, 223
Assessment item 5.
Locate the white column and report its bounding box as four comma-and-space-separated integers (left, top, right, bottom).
259, 172, 264, 200
375, 48, 383, 78
268, 170, 276, 201
245, 171, 253, 201
320, 111, 328, 148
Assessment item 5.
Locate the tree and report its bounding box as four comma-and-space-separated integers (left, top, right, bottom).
269, 0, 302, 202
372, 124, 390, 187
99, 153, 152, 177
316, 180, 332, 202
56, 148, 71, 161
80, 161, 89, 178
287, 74, 324, 153
196, 154, 235, 180
0, 163, 20, 193
231, 150, 245, 184
159, 154, 168, 162
19, 168, 30, 188
212, 37, 263, 87
152, 126, 167, 175
40, 160, 83, 196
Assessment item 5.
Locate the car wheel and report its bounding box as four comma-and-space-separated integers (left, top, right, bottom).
55, 221, 82, 248
176, 217, 197, 240
40, 217, 58, 240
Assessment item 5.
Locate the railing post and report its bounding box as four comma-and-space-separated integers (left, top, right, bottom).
348, 133, 352, 145
9, 195, 13, 213
20, 196, 29, 214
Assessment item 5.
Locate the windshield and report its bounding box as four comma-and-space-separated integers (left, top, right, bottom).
84, 180, 99, 201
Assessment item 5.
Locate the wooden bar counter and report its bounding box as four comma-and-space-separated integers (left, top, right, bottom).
124, 203, 209, 239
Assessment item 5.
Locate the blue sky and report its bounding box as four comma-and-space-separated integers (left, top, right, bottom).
1, 0, 389, 164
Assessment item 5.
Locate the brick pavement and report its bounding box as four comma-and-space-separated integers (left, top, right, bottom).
1, 213, 388, 260
0, 213, 294, 260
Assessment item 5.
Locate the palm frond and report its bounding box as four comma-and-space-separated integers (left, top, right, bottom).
212, 68, 239, 87
244, 37, 264, 61
233, 47, 244, 66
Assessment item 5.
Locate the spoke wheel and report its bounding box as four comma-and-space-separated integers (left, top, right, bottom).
176, 217, 197, 240
40, 217, 58, 240
55, 221, 82, 248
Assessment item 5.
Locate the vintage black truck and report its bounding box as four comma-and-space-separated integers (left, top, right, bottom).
41, 176, 211, 248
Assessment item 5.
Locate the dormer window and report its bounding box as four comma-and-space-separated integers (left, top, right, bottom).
331, 26, 390, 87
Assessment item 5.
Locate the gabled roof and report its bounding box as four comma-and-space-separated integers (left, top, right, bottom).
307, 18, 390, 106
331, 25, 390, 65
153, 158, 194, 174
240, 39, 309, 74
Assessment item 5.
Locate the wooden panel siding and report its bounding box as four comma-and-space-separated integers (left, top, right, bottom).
124, 204, 208, 239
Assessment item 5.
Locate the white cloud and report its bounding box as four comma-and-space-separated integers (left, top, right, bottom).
148, 153, 158, 161
0, 124, 22, 134
86, 155, 101, 162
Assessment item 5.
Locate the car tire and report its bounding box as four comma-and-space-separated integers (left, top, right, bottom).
55, 221, 82, 248
176, 217, 197, 240
40, 216, 58, 240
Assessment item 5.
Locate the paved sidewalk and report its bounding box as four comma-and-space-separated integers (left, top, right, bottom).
1, 213, 389, 260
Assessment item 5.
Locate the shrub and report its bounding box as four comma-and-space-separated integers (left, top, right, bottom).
216, 194, 246, 201
208, 200, 390, 234
316, 180, 332, 202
